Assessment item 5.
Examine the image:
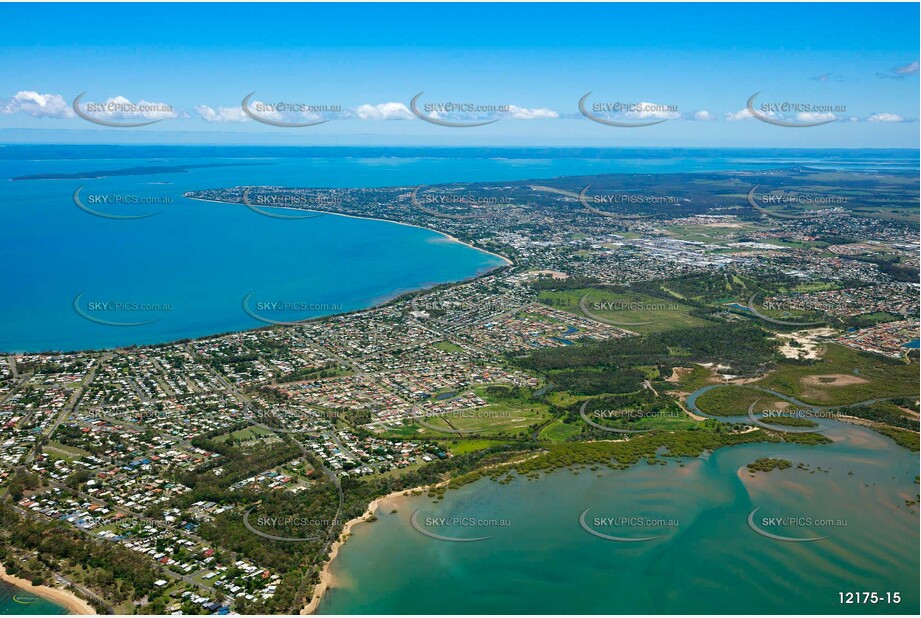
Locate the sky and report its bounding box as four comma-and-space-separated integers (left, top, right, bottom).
0, 2, 918, 147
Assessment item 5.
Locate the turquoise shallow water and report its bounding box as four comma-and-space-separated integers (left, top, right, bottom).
0, 580, 68, 615
320, 423, 919, 614
3, 147, 917, 353
2, 154, 521, 352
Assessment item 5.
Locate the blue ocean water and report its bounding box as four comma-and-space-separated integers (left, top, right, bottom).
2, 147, 917, 352
0, 580, 69, 615
320, 423, 920, 615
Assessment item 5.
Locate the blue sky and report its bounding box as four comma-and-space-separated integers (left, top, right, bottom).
0, 2, 918, 147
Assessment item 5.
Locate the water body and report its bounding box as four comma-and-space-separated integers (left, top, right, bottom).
320, 423, 919, 614
0, 581, 67, 615
1, 146, 917, 352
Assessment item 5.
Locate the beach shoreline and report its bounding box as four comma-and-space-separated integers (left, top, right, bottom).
184, 195, 515, 268
0, 564, 96, 615
301, 453, 542, 614
300, 487, 424, 615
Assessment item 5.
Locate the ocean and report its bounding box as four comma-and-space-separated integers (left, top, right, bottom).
0, 580, 69, 615
1, 146, 917, 615
3, 146, 918, 353
319, 422, 919, 614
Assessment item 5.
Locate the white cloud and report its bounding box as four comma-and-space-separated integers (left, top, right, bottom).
688, 110, 715, 121
725, 108, 755, 121
504, 105, 558, 120
355, 102, 414, 120
867, 112, 907, 123
78, 96, 179, 120
0, 91, 73, 118
895, 60, 920, 76
878, 60, 919, 80
796, 111, 836, 123
195, 105, 249, 123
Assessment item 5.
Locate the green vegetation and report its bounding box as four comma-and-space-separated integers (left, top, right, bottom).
672, 365, 713, 392
448, 429, 795, 487
694, 386, 790, 417
871, 426, 920, 452
758, 343, 918, 406
521, 323, 777, 389
433, 340, 465, 354
537, 287, 708, 334
837, 401, 918, 431
747, 458, 793, 472
0, 502, 154, 610
440, 439, 509, 455
539, 420, 582, 441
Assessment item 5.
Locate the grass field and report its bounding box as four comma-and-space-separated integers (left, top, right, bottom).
215, 425, 277, 443
545, 391, 585, 407
433, 340, 465, 354
756, 343, 919, 406
45, 440, 90, 461
539, 420, 582, 441
538, 287, 709, 334
421, 400, 550, 435
663, 222, 761, 244
438, 439, 509, 455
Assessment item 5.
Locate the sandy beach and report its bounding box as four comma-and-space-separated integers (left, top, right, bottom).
300, 488, 422, 615
185, 195, 515, 268
301, 453, 542, 614
0, 564, 96, 615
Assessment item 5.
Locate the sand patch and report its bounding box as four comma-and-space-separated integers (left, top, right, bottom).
775, 328, 836, 360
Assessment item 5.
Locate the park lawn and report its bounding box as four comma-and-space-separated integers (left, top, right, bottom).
545, 391, 585, 408
214, 425, 276, 443
45, 440, 90, 461
433, 340, 465, 354
539, 420, 582, 441
440, 400, 551, 434
538, 287, 709, 334
439, 439, 510, 455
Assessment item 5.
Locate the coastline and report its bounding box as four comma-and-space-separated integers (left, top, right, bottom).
301, 454, 540, 614
184, 195, 515, 268
300, 487, 423, 615
4, 196, 513, 356
0, 564, 96, 615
